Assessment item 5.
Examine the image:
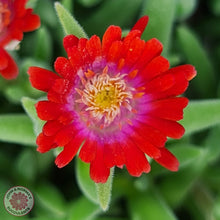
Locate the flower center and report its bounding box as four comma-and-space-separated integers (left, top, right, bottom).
76, 67, 133, 128
0, 3, 11, 34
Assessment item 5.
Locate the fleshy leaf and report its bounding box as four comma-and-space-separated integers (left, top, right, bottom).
35, 183, 67, 217
54, 2, 88, 38
141, 0, 176, 55
96, 168, 114, 211
0, 114, 35, 146
177, 25, 216, 97
176, 0, 198, 20
128, 191, 177, 220
22, 97, 45, 136
68, 197, 101, 220
180, 100, 220, 136
76, 158, 98, 204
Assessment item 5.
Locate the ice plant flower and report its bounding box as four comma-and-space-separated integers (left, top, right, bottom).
0, 0, 40, 79
28, 16, 196, 183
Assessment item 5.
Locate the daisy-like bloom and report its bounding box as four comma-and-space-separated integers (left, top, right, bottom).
28, 16, 196, 183
0, 0, 40, 79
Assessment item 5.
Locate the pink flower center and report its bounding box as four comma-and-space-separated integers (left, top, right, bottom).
0, 3, 11, 34
75, 66, 134, 128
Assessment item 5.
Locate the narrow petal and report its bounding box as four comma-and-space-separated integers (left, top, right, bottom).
28, 67, 59, 92
104, 142, 125, 168
123, 140, 151, 176
131, 16, 149, 35
143, 116, 185, 139
35, 101, 64, 120
22, 9, 41, 32
43, 120, 64, 136
36, 133, 57, 153
124, 37, 145, 68
63, 35, 79, 52
55, 138, 81, 168
54, 123, 76, 146
155, 148, 179, 171
133, 38, 163, 70
102, 26, 122, 55
54, 57, 76, 78
145, 73, 174, 94
141, 56, 170, 81
149, 97, 189, 121
79, 139, 97, 163
0, 49, 18, 79
86, 35, 102, 60
107, 41, 123, 63
90, 146, 110, 183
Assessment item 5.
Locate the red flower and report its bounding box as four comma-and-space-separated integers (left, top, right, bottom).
28, 16, 196, 183
0, 0, 40, 79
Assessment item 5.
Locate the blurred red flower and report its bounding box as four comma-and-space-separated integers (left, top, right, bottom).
28, 16, 196, 183
0, 0, 40, 79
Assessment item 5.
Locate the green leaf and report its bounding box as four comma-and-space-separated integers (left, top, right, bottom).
209, 0, 220, 16
158, 146, 207, 207
128, 191, 177, 220
68, 197, 101, 220
54, 2, 88, 38
96, 168, 114, 211
141, 0, 177, 55
76, 158, 98, 204
77, 0, 103, 7
35, 183, 67, 217
170, 144, 205, 169
15, 149, 38, 182
181, 100, 220, 136
176, 0, 198, 20
81, 0, 142, 36
34, 26, 53, 62
177, 25, 216, 97
0, 114, 35, 145
22, 97, 45, 136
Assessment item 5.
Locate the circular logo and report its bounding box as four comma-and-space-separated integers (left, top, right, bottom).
3, 186, 34, 216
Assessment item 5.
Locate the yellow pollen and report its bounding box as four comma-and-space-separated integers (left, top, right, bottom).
79, 71, 133, 127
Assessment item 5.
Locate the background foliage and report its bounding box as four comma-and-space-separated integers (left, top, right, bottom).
0, 0, 220, 219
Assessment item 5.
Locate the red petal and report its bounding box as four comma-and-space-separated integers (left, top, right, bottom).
155, 148, 179, 171
133, 123, 167, 148
141, 56, 170, 81
102, 25, 122, 55
36, 133, 57, 153
104, 142, 125, 168
107, 41, 123, 63
67, 46, 83, 72
143, 116, 185, 139
79, 139, 97, 163
43, 120, 64, 136
63, 35, 79, 52
35, 101, 64, 120
0, 49, 18, 79
55, 138, 81, 168
124, 37, 145, 68
14, 0, 27, 17
54, 124, 76, 146
149, 97, 188, 121
145, 73, 174, 94
22, 9, 40, 32
123, 30, 142, 53
90, 146, 110, 183
54, 57, 76, 78
123, 140, 151, 176
86, 35, 102, 60
134, 38, 163, 70
131, 16, 149, 35
131, 132, 161, 159
28, 67, 59, 92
